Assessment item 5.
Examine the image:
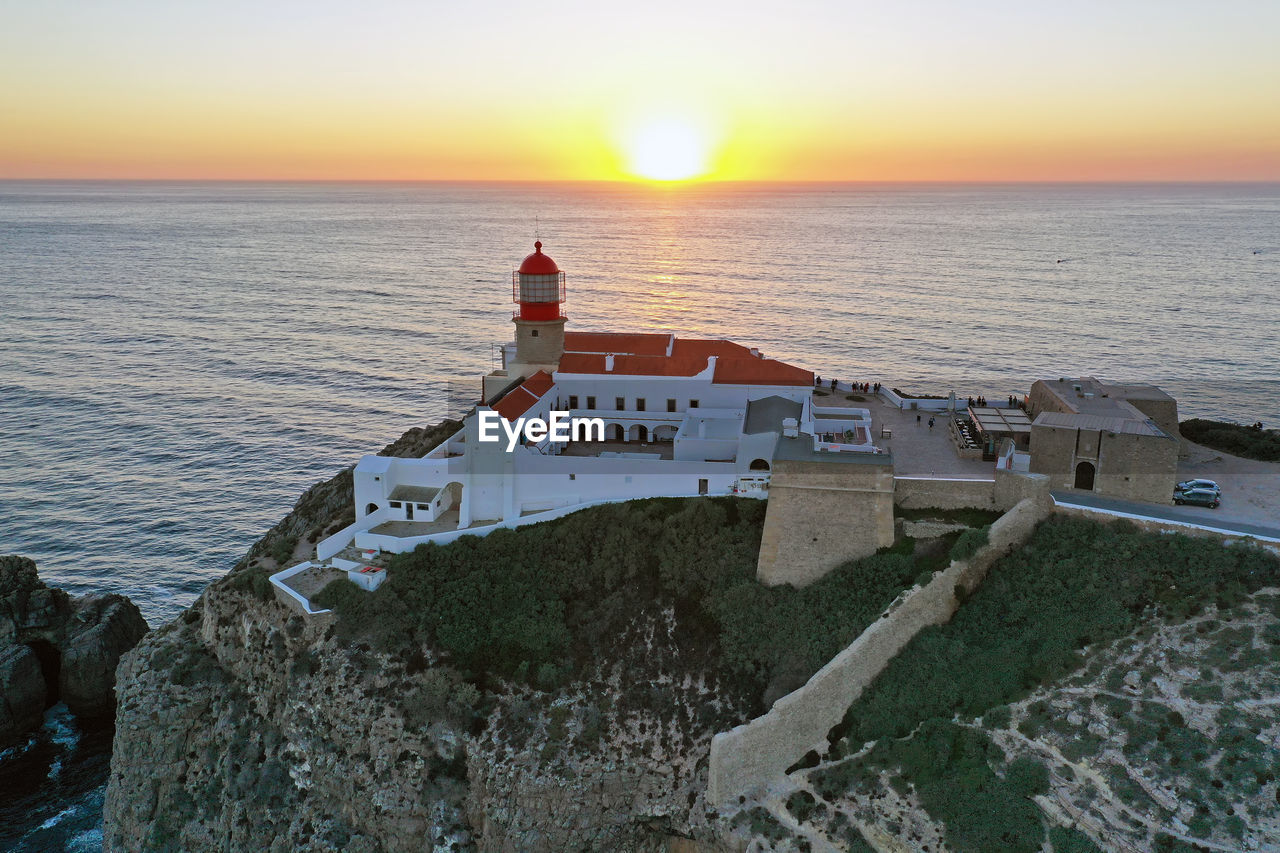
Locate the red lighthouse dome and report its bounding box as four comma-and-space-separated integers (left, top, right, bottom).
518, 241, 560, 275
513, 240, 566, 321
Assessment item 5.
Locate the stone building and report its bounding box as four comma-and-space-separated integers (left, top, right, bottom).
1027, 377, 1179, 503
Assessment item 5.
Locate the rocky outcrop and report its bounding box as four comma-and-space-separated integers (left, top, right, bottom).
104, 421, 758, 852
0, 643, 46, 741
0, 554, 149, 744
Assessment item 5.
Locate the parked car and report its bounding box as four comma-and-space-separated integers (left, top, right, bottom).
1176, 479, 1220, 495
1174, 487, 1221, 508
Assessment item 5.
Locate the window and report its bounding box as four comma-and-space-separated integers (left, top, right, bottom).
689, 399, 700, 409
636, 398, 646, 411
667, 399, 676, 412
531, 329, 539, 337
586, 396, 596, 409
616, 396, 625, 410
389, 501, 402, 508
416, 503, 429, 511
569, 473, 576, 480
568, 395, 579, 409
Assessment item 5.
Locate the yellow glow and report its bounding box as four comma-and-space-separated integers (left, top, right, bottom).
622, 117, 712, 182
1, 3, 1278, 180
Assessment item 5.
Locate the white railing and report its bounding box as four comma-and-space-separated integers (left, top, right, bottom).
268, 561, 332, 615
316, 506, 391, 561
353, 488, 739, 554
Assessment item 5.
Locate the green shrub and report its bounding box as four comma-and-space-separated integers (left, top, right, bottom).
270, 534, 298, 565
839, 517, 1279, 747
1005, 755, 1051, 797
1180, 418, 1280, 461
949, 526, 990, 562
315, 496, 933, 701
228, 567, 274, 602
896, 507, 1003, 527
829, 516, 1280, 848
1048, 826, 1104, 853
785, 789, 817, 823
858, 721, 1046, 853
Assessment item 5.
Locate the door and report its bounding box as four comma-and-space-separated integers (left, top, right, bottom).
698, 478, 708, 495
405, 502, 415, 520
1074, 461, 1095, 491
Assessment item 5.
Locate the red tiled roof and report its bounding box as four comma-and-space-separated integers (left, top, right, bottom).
492, 370, 555, 421
557, 335, 812, 386
563, 331, 672, 356
671, 338, 756, 360
523, 370, 555, 396
713, 358, 813, 386
557, 353, 709, 377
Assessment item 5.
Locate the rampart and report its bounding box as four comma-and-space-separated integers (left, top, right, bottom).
707, 492, 1051, 804
893, 476, 995, 510
894, 469, 1048, 512
757, 455, 895, 587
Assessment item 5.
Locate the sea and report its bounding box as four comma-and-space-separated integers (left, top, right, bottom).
1, 180, 1277, 849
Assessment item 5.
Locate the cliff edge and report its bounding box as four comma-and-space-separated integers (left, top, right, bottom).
104, 420, 751, 851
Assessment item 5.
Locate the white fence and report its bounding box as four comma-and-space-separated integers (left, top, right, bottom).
267, 561, 332, 616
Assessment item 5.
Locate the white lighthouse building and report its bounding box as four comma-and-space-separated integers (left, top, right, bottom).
320, 243, 879, 558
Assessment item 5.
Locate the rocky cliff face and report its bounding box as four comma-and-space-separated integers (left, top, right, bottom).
103, 422, 752, 852
0, 554, 149, 745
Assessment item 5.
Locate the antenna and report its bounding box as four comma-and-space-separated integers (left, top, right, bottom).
534, 215, 541, 242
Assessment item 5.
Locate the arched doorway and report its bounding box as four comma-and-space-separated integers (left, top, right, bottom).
607, 424, 624, 442
1074, 461, 1095, 490
749, 458, 771, 472
365, 502, 380, 516
628, 424, 648, 442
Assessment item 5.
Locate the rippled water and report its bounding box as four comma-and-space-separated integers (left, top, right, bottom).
0, 180, 1277, 848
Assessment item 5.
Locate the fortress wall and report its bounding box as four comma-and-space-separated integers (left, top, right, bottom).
708, 497, 1049, 804
893, 476, 996, 510
756, 459, 895, 588
994, 469, 1052, 510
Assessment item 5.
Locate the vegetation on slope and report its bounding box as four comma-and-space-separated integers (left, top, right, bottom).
814, 516, 1279, 852
316, 497, 951, 704
1180, 417, 1280, 461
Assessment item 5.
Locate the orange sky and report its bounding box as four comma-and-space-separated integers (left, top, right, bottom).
2, 1, 1277, 181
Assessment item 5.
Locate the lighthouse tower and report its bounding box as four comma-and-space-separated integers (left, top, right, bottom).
510, 240, 567, 372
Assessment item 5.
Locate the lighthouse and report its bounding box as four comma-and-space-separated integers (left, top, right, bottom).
510, 240, 567, 372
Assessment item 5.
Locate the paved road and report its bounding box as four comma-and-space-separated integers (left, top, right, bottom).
1052, 491, 1280, 541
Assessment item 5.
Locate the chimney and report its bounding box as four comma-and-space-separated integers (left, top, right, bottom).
605, 354, 615, 371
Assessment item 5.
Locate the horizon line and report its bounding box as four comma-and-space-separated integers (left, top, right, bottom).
4, 177, 1280, 186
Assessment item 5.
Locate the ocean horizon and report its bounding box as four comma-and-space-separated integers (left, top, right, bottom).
1, 179, 1278, 849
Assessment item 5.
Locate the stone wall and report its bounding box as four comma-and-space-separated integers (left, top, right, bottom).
707, 496, 1051, 804
513, 317, 566, 369
756, 457, 895, 588
893, 476, 996, 510
994, 469, 1051, 510
1030, 424, 1178, 503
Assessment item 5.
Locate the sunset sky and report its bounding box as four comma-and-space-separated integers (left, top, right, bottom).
2, 0, 1277, 181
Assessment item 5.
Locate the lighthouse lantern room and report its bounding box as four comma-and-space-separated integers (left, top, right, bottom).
510, 240, 568, 373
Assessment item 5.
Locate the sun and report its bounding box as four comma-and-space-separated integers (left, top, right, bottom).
623, 118, 711, 182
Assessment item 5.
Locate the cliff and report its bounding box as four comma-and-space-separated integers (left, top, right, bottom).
0, 555, 149, 745
103, 420, 752, 851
